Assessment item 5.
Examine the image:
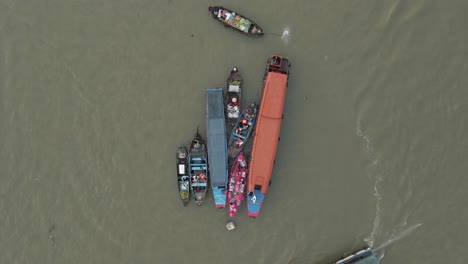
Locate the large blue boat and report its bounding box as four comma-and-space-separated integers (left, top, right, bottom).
206, 88, 229, 208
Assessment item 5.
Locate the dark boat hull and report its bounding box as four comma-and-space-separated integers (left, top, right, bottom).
226, 67, 242, 127
227, 103, 258, 158
188, 129, 208, 206
176, 146, 190, 206
208, 6, 264, 37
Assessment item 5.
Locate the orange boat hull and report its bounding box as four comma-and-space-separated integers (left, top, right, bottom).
247, 55, 290, 218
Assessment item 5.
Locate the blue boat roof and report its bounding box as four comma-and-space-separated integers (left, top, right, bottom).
206, 88, 225, 118
206, 88, 228, 187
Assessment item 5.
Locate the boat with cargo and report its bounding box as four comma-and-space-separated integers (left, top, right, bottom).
226, 67, 242, 127
227, 102, 258, 158
188, 129, 208, 206
176, 146, 190, 207
208, 6, 264, 37
227, 152, 248, 218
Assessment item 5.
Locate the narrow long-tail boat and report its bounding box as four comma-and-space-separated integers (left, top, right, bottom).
208, 6, 264, 37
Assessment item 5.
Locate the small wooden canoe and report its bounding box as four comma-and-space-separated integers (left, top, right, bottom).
208, 6, 264, 37
227, 102, 258, 158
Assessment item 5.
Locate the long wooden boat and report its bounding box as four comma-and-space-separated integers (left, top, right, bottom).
226, 67, 242, 127
227, 102, 258, 158
227, 152, 248, 218
247, 55, 290, 218
188, 129, 208, 206
176, 146, 190, 207
208, 6, 264, 37
206, 88, 229, 208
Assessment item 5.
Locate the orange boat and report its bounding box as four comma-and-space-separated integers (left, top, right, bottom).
247, 55, 290, 218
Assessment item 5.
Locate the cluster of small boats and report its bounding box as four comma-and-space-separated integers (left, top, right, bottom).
176, 54, 291, 222
175, 6, 290, 230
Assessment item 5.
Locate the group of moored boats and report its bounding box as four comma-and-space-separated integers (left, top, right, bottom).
176, 54, 290, 221
174, 5, 395, 263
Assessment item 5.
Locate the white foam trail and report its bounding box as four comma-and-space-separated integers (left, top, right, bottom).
356, 117, 383, 248
281, 27, 290, 44
365, 178, 383, 248
374, 223, 423, 251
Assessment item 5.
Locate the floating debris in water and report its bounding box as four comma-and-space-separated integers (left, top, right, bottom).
226, 221, 236, 231
48, 225, 56, 248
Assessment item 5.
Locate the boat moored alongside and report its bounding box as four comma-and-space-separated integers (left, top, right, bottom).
227, 102, 258, 158
188, 129, 208, 206
247, 55, 290, 218
176, 146, 190, 207
226, 67, 242, 127
227, 152, 248, 218
206, 88, 229, 208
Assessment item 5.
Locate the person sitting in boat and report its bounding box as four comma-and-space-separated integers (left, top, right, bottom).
199, 173, 207, 182
241, 118, 249, 129
236, 138, 243, 147
181, 175, 189, 181
217, 9, 225, 19
230, 97, 239, 106
251, 25, 258, 34
235, 127, 242, 134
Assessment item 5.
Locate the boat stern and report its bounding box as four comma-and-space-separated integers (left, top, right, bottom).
247, 189, 264, 218
213, 187, 227, 208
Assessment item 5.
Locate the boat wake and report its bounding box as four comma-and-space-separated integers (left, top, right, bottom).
374, 223, 423, 251
357, 117, 422, 255
356, 117, 382, 248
